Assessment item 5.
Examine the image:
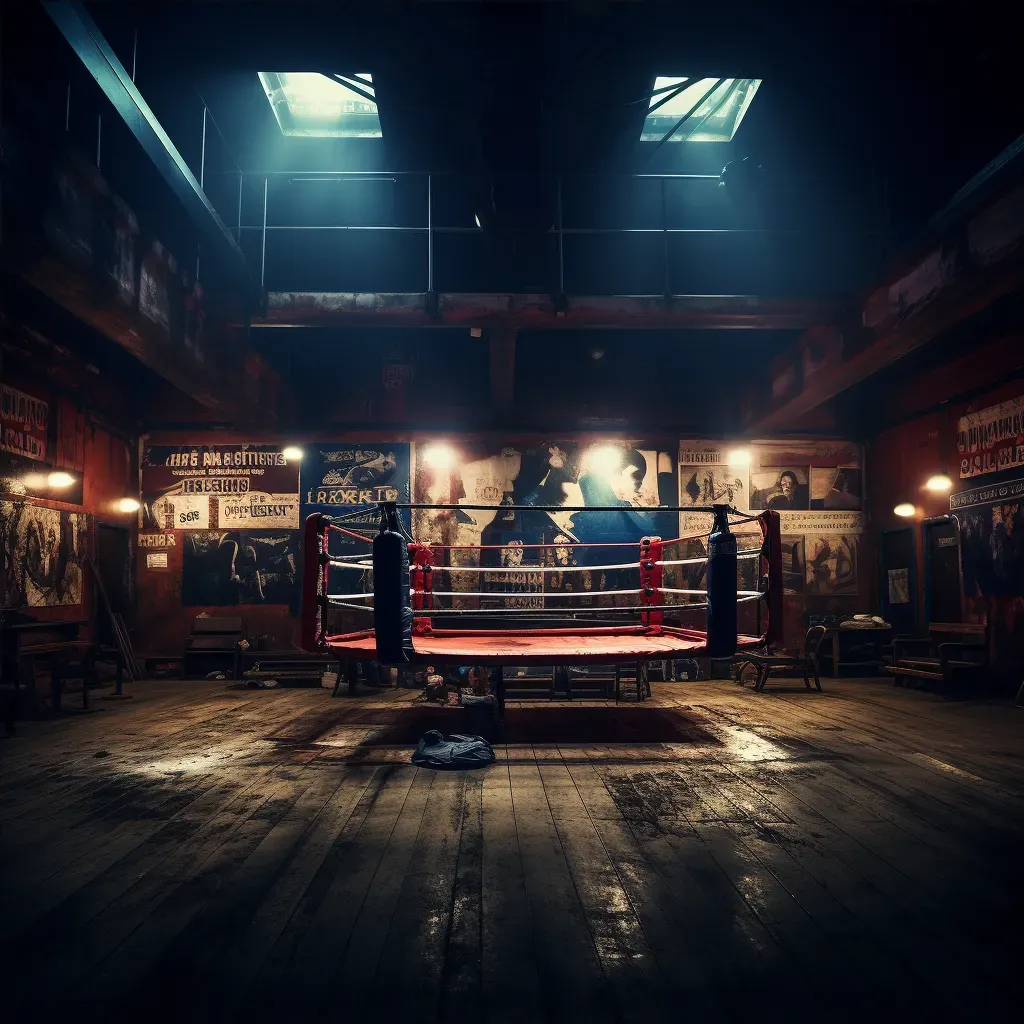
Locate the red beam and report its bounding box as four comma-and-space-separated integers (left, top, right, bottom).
250, 292, 835, 330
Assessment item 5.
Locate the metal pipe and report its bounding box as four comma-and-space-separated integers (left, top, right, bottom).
557, 177, 564, 294
65, 81, 71, 131
661, 177, 669, 296
213, 170, 721, 180
260, 175, 269, 291
234, 224, 796, 234
199, 105, 208, 189
236, 172, 243, 243
130, 26, 137, 82
96, 114, 102, 168
427, 173, 434, 293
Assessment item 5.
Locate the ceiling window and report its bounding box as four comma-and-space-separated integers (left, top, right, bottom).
640, 77, 760, 144
258, 72, 382, 138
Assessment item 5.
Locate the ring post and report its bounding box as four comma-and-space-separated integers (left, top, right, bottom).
639, 536, 664, 629
373, 502, 414, 664
707, 504, 737, 674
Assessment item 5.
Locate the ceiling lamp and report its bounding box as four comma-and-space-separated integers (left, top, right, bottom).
282, 446, 304, 462
894, 502, 916, 518
47, 471, 75, 488
925, 473, 953, 492
727, 448, 751, 466
117, 497, 141, 513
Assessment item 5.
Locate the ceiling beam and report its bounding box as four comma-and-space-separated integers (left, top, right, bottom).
250, 292, 834, 331
43, 1, 249, 285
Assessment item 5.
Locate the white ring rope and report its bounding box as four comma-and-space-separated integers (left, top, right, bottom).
661, 588, 763, 597
327, 600, 375, 611
327, 560, 374, 571
655, 550, 761, 567
414, 588, 644, 599
327, 592, 374, 601
428, 561, 641, 573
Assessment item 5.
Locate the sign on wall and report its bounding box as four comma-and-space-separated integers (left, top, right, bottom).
0, 502, 87, 607
301, 443, 412, 554
140, 442, 299, 530
0, 383, 49, 462
957, 394, 1024, 479
951, 474, 1024, 598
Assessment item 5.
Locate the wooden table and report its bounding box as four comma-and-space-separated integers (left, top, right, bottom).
820, 625, 891, 676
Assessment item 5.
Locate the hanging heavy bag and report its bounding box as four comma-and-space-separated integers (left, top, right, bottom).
707, 504, 738, 659
373, 503, 414, 664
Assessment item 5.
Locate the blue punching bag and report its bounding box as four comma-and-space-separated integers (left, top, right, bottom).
706, 504, 737, 659
373, 503, 413, 664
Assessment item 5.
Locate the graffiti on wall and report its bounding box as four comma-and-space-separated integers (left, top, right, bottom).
0, 502, 87, 607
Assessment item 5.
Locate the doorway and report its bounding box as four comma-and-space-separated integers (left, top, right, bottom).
923, 516, 962, 623
878, 527, 918, 634
95, 523, 132, 647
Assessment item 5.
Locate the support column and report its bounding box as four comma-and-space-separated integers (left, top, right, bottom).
488, 322, 516, 422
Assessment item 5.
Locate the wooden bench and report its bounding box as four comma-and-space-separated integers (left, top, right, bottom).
237, 649, 341, 689
885, 622, 988, 694
182, 617, 245, 679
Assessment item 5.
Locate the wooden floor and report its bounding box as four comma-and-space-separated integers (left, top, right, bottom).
2, 678, 1022, 1023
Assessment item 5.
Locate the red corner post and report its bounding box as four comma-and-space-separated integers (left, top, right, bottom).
301, 513, 326, 651
639, 536, 664, 629
410, 543, 434, 636
758, 510, 784, 649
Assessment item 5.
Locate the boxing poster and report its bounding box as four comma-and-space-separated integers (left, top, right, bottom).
952, 475, 1024, 597
140, 442, 300, 531
181, 530, 299, 607
300, 443, 411, 570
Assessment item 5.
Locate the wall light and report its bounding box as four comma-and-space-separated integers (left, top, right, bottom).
22, 472, 47, 489
894, 502, 916, 518
925, 473, 953, 492
727, 448, 751, 466
423, 443, 456, 469
282, 446, 304, 462
117, 497, 141, 514
47, 471, 75, 488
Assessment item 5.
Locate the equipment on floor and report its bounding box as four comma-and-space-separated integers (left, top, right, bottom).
411, 730, 495, 769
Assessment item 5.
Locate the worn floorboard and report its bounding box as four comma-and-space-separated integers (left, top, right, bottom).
3, 676, 1021, 1022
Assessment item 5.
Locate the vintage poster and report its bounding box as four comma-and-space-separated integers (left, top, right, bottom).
413, 441, 676, 608
805, 534, 859, 596
300, 443, 411, 557
952, 474, 1024, 598
141, 442, 299, 520
139, 532, 177, 548
809, 467, 862, 510
146, 552, 169, 570
142, 494, 210, 531
0, 502, 87, 607
957, 394, 1024, 479
778, 511, 865, 534
750, 466, 810, 511
780, 534, 806, 595
216, 492, 300, 529
0, 383, 49, 462
181, 530, 299, 607
888, 568, 910, 604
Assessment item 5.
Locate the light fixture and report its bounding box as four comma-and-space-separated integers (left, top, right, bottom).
282, 446, 304, 462
474, 212, 483, 229
47, 471, 75, 488
423, 443, 456, 470
925, 473, 953, 492
727, 448, 751, 466
894, 502, 916, 518
589, 347, 605, 361
117, 497, 141, 514
22, 472, 47, 489
585, 445, 623, 479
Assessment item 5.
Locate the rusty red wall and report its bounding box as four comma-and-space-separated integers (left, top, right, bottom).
866, 346, 1024, 673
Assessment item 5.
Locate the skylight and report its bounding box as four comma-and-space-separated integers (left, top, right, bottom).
640, 77, 760, 144
258, 72, 381, 138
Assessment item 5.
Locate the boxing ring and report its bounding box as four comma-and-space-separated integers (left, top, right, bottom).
300, 501, 783, 713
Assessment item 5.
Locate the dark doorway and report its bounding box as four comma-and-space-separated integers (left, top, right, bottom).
879, 527, 917, 634
95, 524, 132, 647
924, 517, 962, 623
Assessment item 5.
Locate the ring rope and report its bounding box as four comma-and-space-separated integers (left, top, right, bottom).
661, 588, 763, 597
425, 561, 641, 573
327, 592, 374, 601
327, 600, 375, 611
415, 588, 644, 599
328, 561, 374, 571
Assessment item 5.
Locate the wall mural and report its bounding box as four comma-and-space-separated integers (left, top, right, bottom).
181, 530, 299, 607
300, 443, 411, 558
0, 502, 88, 608
413, 441, 677, 608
